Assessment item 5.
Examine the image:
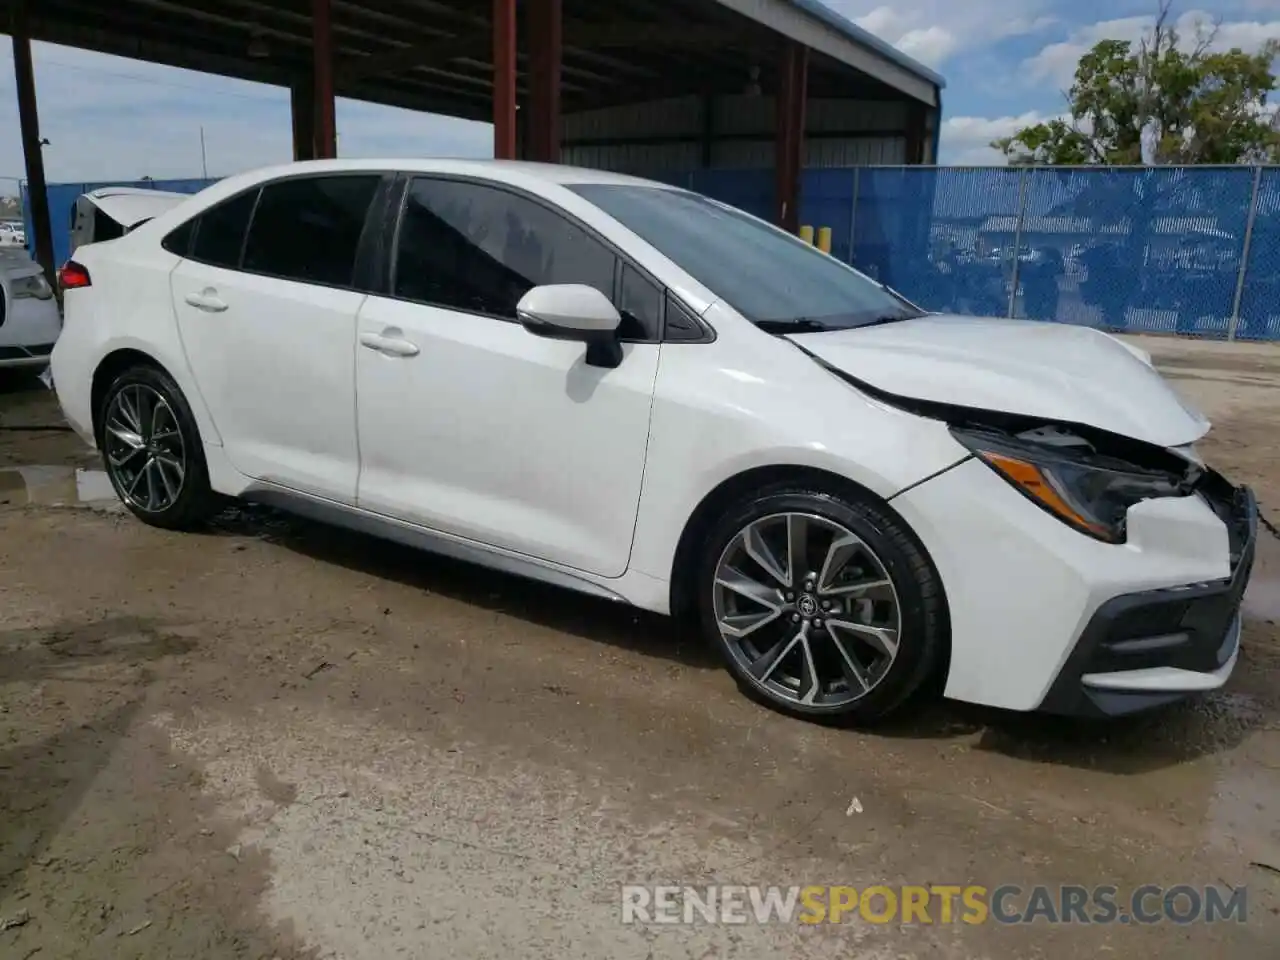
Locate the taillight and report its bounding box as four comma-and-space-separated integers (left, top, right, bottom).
57, 260, 91, 291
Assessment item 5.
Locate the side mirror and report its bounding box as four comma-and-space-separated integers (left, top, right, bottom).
516, 283, 623, 368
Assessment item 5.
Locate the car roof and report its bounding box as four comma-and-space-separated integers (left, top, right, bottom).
222, 158, 672, 191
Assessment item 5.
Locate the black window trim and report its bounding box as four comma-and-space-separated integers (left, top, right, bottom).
163, 170, 396, 295
381, 171, 714, 345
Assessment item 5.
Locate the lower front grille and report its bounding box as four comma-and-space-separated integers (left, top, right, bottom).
0, 343, 54, 360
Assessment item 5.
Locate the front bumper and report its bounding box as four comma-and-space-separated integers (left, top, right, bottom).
1039, 479, 1257, 716
1, 294, 61, 367
891, 456, 1254, 714
0, 341, 55, 368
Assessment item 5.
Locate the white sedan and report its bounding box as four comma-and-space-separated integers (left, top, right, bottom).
0, 221, 26, 248
1, 250, 59, 368
50, 159, 1256, 721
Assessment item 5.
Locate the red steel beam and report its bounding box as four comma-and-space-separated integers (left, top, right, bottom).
774, 41, 808, 232
528, 0, 562, 163
291, 78, 316, 161
492, 0, 518, 159
11, 7, 54, 280
312, 0, 337, 158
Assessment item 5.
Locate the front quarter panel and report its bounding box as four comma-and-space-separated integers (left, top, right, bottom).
628, 303, 970, 588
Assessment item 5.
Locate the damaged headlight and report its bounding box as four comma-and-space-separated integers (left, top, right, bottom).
952, 426, 1191, 543
12, 273, 53, 300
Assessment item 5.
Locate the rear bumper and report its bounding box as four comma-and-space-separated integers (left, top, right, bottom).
1039, 481, 1257, 717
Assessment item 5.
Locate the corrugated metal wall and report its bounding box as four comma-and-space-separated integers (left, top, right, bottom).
561, 96, 913, 174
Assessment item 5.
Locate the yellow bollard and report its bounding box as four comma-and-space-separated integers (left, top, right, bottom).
817, 226, 832, 254
799, 224, 815, 245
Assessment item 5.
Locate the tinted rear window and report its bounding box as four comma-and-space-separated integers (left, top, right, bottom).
242, 175, 380, 287
191, 189, 259, 269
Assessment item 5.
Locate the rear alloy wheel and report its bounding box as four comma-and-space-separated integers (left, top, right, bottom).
699, 488, 945, 721
98, 365, 218, 529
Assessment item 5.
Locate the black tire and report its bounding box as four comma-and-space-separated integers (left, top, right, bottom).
695, 483, 947, 723
96, 363, 219, 530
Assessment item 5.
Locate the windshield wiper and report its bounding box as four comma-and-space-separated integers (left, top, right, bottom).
755, 318, 832, 334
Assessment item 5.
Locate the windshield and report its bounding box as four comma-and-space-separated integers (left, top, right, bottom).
569, 184, 923, 331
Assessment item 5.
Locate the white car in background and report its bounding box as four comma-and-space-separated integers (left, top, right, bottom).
70, 187, 190, 254
49, 159, 1257, 723
0, 220, 26, 248
0, 250, 59, 369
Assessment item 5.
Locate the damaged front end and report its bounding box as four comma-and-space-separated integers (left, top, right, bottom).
829, 362, 1259, 717
810, 353, 1239, 547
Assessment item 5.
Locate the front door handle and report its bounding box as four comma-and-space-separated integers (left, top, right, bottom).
184, 288, 228, 312
359, 331, 420, 357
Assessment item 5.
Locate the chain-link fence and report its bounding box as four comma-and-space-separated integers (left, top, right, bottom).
686, 165, 1277, 341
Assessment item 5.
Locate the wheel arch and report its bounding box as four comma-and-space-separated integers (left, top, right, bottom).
89, 342, 222, 449
90, 348, 166, 442
668, 465, 952, 678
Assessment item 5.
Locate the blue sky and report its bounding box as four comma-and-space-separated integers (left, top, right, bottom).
2, 0, 1278, 194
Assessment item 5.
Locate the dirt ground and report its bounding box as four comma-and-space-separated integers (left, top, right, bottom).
1, 336, 1278, 959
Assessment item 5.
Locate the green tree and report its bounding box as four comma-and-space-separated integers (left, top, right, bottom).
994, 1, 1280, 164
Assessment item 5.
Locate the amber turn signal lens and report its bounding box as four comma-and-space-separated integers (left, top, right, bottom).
980, 451, 1116, 540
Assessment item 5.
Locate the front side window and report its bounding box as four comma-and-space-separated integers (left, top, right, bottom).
393, 177, 617, 320
569, 184, 924, 332
190, 188, 259, 269
618, 264, 662, 340
243, 175, 380, 287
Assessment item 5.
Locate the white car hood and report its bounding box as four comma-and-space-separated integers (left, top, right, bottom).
789, 314, 1210, 448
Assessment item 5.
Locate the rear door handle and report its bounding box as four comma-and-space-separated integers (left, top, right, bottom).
184, 289, 228, 312
359, 331, 420, 357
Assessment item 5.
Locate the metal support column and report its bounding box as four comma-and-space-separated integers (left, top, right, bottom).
312, 0, 337, 159
492, 0, 518, 160
774, 41, 807, 232
528, 0, 562, 163
1006, 166, 1029, 319
291, 78, 316, 161
847, 166, 860, 265
11, 7, 54, 279
1228, 165, 1263, 341
905, 102, 927, 164
700, 94, 715, 168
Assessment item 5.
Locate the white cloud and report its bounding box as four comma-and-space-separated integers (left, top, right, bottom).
1024, 11, 1280, 88
894, 25, 959, 66
848, 7, 958, 67
939, 111, 1053, 164
1214, 17, 1280, 49
827, 0, 1057, 67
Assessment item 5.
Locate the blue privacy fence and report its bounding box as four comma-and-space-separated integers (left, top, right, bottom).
21, 177, 215, 269
21, 166, 1280, 340
680, 165, 1279, 341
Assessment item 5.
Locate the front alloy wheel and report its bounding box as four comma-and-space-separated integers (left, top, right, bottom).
713, 512, 902, 710
698, 486, 946, 722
